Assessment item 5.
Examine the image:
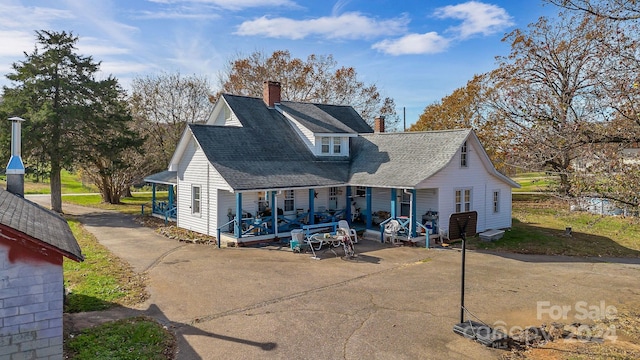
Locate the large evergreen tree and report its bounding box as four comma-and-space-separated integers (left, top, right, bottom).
1, 30, 142, 210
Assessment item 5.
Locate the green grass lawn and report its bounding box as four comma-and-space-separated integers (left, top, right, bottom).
64, 218, 148, 312
62, 192, 168, 215
64, 317, 175, 360
512, 172, 557, 192
469, 199, 640, 257
0, 169, 97, 194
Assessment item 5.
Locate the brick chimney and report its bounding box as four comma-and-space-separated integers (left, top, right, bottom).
6, 116, 25, 197
263, 81, 281, 107
374, 116, 385, 133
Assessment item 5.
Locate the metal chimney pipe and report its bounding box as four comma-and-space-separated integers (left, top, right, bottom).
6, 116, 25, 197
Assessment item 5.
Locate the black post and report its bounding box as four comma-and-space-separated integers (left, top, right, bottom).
460, 235, 466, 323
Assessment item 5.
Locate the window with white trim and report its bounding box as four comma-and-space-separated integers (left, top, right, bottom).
321, 137, 331, 154
355, 186, 366, 197
455, 188, 471, 213
319, 136, 343, 155
284, 190, 295, 212
192, 185, 201, 214
460, 141, 468, 168
329, 187, 338, 209
333, 137, 342, 154
493, 190, 500, 213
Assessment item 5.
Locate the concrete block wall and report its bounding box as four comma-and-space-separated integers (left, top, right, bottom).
0, 245, 64, 360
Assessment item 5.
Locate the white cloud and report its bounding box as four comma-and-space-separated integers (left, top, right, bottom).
76, 37, 131, 57
434, 1, 513, 39
0, 31, 37, 57
148, 0, 296, 11
0, 4, 75, 29
136, 9, 221, 19
98, 60, 154, 76
372, 32, 450, 55
235, 12, 409, 40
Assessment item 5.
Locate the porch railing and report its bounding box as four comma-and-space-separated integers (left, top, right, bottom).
379, 217, 431, 248
216, 219, 237, 248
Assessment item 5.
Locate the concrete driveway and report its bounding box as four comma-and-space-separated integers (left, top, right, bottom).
27, 196, 640, 359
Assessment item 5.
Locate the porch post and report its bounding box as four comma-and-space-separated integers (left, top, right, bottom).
366, 187, 372, 229
235, 192, 242, 239
345, 186, 352, 224
151, 183, 156, 212
270, 191, 276, 235
411, 189, 417, 237
308, 189, 315, 225
168, 185, 174, 207
390, 188, 397, 219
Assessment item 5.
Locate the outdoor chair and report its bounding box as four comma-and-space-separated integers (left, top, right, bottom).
338, 220, 358, 243
384, 219, 401, 245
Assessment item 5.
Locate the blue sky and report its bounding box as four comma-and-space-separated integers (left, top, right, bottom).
0, 0, 559, 127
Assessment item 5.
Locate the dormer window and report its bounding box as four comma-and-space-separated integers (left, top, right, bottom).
321, 137, 331, 154
333, 138, 342, 154
320, 136, 343, 155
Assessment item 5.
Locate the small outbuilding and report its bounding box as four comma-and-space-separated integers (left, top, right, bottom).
1, 115, 83, 359
0, 188, 83, 359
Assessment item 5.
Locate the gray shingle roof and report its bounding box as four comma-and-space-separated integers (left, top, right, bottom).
279, 101, 373, 134
349, 129, 471, 188
0, 188, 83, 261
190, 94, 368, 190
178, 95, 516, 191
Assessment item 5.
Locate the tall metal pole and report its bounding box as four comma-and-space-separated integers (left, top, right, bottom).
460, 236, 466, 323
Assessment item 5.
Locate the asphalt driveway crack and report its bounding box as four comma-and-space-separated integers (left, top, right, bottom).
143, 244, 191, 272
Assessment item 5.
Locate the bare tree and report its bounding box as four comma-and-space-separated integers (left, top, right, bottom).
490, 12, 640, 196
130, 72, 213, 172
409, 74, 514, 174
546, 0, 640, 21
218, 50, 399, 130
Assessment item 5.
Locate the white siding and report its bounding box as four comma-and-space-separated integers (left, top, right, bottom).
417, 139, 513, 234
415, 188, 438, 219
176, 135, 233, 236
217, 190, 236, 233
209, 102, 242, 127
371, 188, 392, 214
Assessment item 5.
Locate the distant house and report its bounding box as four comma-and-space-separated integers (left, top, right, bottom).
145, 81, 519, 246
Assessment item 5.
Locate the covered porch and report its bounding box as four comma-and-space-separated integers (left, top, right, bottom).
143, 170, 177, 223
218, 185, 440, 248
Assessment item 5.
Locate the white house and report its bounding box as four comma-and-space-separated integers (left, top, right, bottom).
145, 81, 519, 246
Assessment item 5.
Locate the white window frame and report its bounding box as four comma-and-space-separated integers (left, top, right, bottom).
319, 136, 343, 155
321, 137, 331, 154
192, 185, 201, 215
333, 137, 342, 154
455, 188, 472, 213
284, 190, 295, 213
328, 187, 338, 210
493, 190, 500, 213
460, 141, 468, 168
355, 186, 366, 197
